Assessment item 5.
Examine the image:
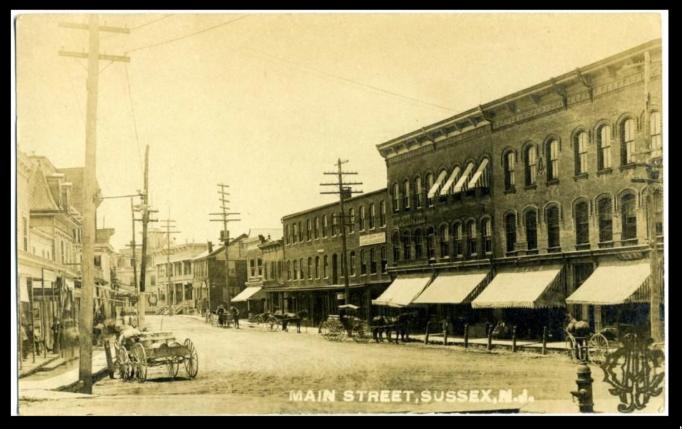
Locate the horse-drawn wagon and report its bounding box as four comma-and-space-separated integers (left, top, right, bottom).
112, 330, 199, 382
318, 304, 372, 342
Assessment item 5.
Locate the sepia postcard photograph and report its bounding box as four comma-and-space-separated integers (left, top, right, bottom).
11, 9, 668, 416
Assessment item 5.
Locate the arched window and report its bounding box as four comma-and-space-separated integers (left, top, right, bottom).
481, 218, 492, 254
348, 208, 355, 233
392, 232, 400, 263
293, 259, 299, 280
403, 179, 411, 209
299, 258, 304, 280
287, 260, 291, 280
650, 111, 662, 159
359, 205, 366, 230
298, 221, 303, 242
413, 229, 423, 259
322, 215, 328, 237
307, 257, 312, 279
360, 249, 367, 275
621, 118, 636, 165
401, 230, 411, 260
370, 248, 377, 274
314, 217, 319, 239
504, 151, 516, 190
574, 131, 588, 175
525, 145, 537, 186
379, 201, 386, 227
451, 222, 462, 257
315, 256, 320, 279
414, 176, 423, 209
292, 223, 298, 243
439, 224, 449, 258
381, 246, 388, 273
306, 219, 311, 241
597, 197, 613, 245
425, 227, 435, 260
546, 205, 561, 251
505, 213, 517, 254
349, 251, 356, 276
575, 201, 590, 248
369, 203, 376, 229
546, 139, 560, 181
525, 210, 538, 252
392, 182, 400, 212
331, 214, 338, 236
621, 192, 637, 242
597, 124, 612, 170
465, 220, 477, 257
323, 255, 329, 278
426, 173, 435, 207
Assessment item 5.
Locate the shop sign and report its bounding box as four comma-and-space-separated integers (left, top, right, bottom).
359, 232, 386, 247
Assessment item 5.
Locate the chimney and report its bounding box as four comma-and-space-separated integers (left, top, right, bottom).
60, 182, 72, 212
207, 241, 213, 253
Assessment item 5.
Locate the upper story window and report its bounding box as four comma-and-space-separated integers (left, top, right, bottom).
298, 221, 303, 242
597, 197, 613, 244
546, 205, 561, 251
546, 139, 560, 181
306, 219, 311, 241
323, 255, 329, 278
413, 229, 423, 259
481, 218, 492, 255
621, 118, 636, 165
525, 145, 537, 186
293, 259, 299, 280
379, 201, 386, 227
286, 260, 291, 280
331, 214, 338, 236
525, 210, 538, 251
392, 232, 400, 263
597, 124, 612, 170
466, 220, 477, 257
504, 151, 516, 190
451, 222, 462, 258
314, 217, 319, 239
575, 201, 590, 247
425, 227, 435, 260
654, 190, 663, 237
348, 208, 355, 234
369, 248, 377, 274
621, 192, 637, 242
359, 205, 366, 231
360, 249, 368, 275
307, 257, 312, 279
505, 213, 516, 254
392, 182, 400, 212
284, 224, 289, 245
292, 223, 298, 243
369, 203, 376, 229
426, 173, 435, 207
439, 224, 449, 258
575, 131, 588, 175
401, 230, 411, 260
315, 256, 320, 278
403, 179, 411, 209
257, 258, 263, 276
299, 258, 304, 280
380, 246, 388, 273
414, 176, 423, 209
349, 251, 355, 276
650, 111, 662, 159
322, 215, 328, 237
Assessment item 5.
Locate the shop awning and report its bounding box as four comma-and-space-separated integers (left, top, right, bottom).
566, 261, 651, 305
413, 270, 490, 305
42, 269, 57, 284
64, 279, 75, 290
471, 266, 564, 309
467, 158, 489, 189
19, 277, 30, 302
427, 170, 448, 199
232, 286, 266, 302
372, 274, 433, 307
439, 166, 461, 196
452, 162, 475, 193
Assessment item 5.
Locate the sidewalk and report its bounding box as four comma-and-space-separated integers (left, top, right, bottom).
19, 353, 62, 378
19, 349, 109, 399
413, 334, 570, 355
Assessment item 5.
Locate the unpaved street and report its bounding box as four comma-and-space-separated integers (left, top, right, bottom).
19, 315, 664, 415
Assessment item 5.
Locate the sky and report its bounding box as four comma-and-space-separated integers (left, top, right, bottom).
14, 12, 662, 250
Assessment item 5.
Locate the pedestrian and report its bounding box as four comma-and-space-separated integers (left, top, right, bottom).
217, 305, 226, 327
231, 306, 240, 329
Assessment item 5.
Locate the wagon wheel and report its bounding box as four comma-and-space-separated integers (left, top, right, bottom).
320, 320, 345, 341
588, 333, 609, 365
565, 333, 578, 361
131, 343, 148, 383
167, 358, 179, 379
183, 339, 199, 378
116, 344, 133, 381
352, 322, 371, 343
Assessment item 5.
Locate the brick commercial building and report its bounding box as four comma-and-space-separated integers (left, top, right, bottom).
275, 189, 392, 325
375, 39, 664, 341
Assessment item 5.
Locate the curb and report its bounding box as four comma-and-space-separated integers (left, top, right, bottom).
19, 356, 61, 379
58, 365, 110, 393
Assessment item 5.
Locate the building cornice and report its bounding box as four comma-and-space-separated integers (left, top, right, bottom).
282, 188, 388, 222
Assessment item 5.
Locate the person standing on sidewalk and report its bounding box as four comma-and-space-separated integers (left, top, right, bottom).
230, 306, 240, 329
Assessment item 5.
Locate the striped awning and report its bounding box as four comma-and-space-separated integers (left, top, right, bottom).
566, 261, 651, 305
232, 286, 266, 302
439, 166, 461, 196
427, 170, 448, 199
452, 162, 475, 193
467, 158, 489, 189
372, 274, 433, 307
413, 270, 490, 305
471, 266, 564, 309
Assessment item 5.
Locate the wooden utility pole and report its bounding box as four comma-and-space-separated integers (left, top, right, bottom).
320, 159, 363, 305
209, 184, 240, 311
59, 15, 129, 394
136, 146, 157, 328
159, 214, 181, 314
129, 197, 138, 294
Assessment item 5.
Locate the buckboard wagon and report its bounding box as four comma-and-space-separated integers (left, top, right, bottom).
109, 331, 199, 382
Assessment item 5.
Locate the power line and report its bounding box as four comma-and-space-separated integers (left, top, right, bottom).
125, 15, 250, 54
102, 14, 174, 41
243, 47, 456, 113
124, 64, 144, 173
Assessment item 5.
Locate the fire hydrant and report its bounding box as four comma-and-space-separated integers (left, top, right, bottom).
570, 362, 594, 412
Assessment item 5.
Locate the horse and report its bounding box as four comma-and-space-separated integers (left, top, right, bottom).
371, 312, 417, 344
281, 310, 308, 333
